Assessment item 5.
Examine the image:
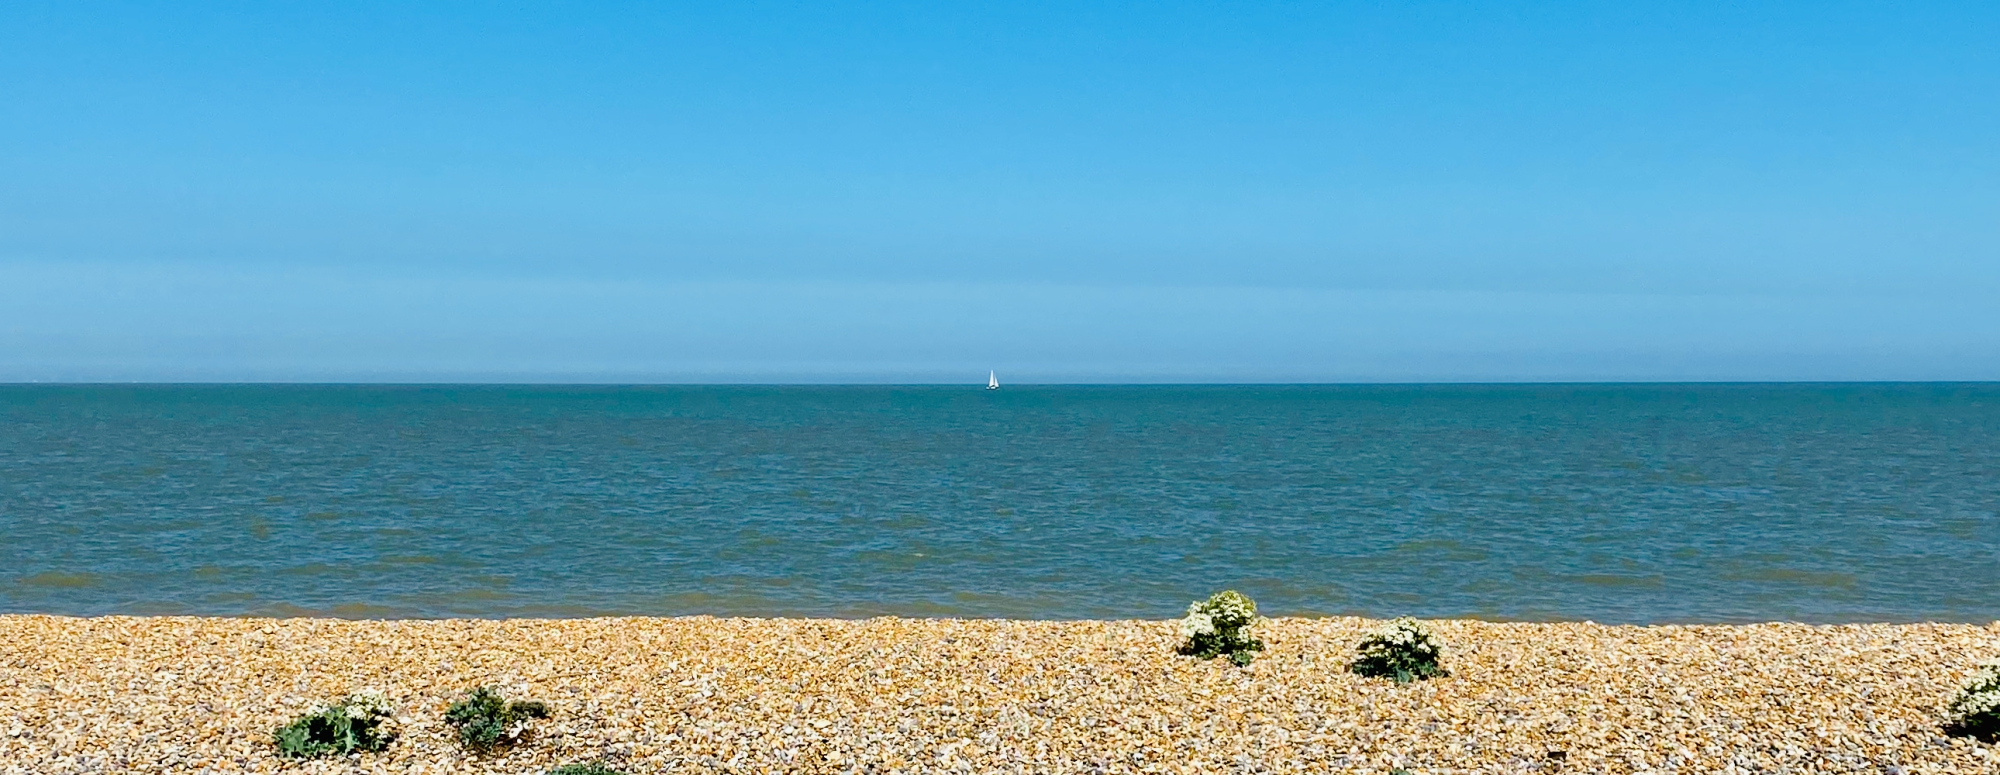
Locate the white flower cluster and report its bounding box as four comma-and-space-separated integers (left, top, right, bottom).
1368, 617, 1439, 652
1179, 610, 1216, 639
318, 690, 393, 721
1355, 617, 1444, 667
1180, 590, 1259, 638
1947, 660, 2000, 728
1204, 590, 1257, 625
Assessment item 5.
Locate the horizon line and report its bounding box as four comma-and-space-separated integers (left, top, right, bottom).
4, 379, 1997, 388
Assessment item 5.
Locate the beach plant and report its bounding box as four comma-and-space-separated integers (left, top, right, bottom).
1178, 590, 1265, 666
1350, 617, 1448, 683
1944, 659, 2000, 742
272, 690, 396, 758
549, 762, 628, 775
445, 685, 552, 753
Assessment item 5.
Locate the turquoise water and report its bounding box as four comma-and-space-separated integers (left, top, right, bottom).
2, 384, 1996, 623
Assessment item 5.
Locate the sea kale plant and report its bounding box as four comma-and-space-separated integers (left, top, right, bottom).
272, 690, 396, 759
1945, 660, 2000, 742
445, 686, 552, 753
1350, 617, 1448, 683
1178, 590, 1265, 667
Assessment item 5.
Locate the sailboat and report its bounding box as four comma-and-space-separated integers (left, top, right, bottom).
987, 371, 1000, 390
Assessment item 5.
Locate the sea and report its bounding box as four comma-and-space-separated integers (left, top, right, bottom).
2, 384, 1996, 624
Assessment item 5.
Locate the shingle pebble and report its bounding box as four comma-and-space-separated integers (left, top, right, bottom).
2, 615, 1997, 773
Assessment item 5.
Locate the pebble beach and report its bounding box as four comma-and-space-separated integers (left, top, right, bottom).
4, 615, 1998, 774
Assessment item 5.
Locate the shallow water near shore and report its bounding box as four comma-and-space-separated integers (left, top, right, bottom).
2, 383, 1997, 622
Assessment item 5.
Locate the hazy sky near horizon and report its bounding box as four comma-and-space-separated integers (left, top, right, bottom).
3, 2, 1997, 382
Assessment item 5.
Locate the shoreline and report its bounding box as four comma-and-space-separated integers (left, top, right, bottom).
4, 615, 1997, 773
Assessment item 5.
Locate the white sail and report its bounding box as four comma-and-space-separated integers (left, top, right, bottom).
987, 371, 999, 390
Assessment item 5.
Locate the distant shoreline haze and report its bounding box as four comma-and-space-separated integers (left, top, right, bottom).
1, 268, 1995, 384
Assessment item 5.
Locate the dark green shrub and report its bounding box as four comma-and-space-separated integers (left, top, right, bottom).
1351, 617, 1448, 683
1177, 590, 1265, 667
445, 686, 552, 752
272, 691, 396, 758
550, 762, 628, 775
1945, 660, 2000, 742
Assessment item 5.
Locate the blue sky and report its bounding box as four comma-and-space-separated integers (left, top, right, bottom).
2, 2, 1996, 382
